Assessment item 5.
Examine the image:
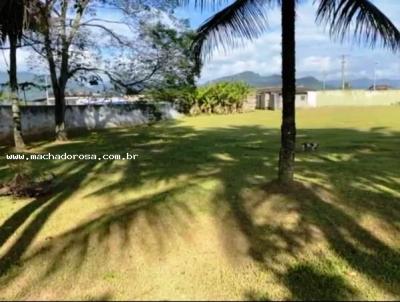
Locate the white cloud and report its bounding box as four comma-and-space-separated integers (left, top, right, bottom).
300, 56, 332, 72
191, 0, 400, 82
4, 0, 400, 84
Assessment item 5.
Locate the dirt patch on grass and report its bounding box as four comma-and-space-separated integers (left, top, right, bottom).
0, 173, 55, 198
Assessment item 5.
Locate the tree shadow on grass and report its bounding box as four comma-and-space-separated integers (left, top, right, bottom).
0, 122, 399, 299
0, 150, 115, 277
0, 163, 94, 274
26, 184, 198, 279
207, 127, 400, 299
243, 289, 271, 301
283, 263, 356, 301
249, 180, 400, 298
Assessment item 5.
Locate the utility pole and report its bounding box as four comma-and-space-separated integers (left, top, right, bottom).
322, 68, 326, 91
373, 62, 378, 91
341, 55, 346, 90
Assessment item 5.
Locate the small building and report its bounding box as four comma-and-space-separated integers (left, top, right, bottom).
256, 87, 317, 110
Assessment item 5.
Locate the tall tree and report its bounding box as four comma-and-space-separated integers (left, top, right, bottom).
25, 0, 180, 141
0, 0, 28, 149
188, 0, 400, 185
34, 0, 92, 141
106, 21, 199, 94
64, 21, 199, 95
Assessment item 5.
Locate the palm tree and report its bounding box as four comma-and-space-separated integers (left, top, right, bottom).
189, 0, 400, 185
0, 0, 27, 150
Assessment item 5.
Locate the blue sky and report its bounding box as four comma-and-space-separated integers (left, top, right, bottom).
175, 0, 400, 83
2, 0, 400, 84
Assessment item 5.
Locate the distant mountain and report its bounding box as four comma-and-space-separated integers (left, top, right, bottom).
207, 71, 327, 90
208, 71, 400, 90
210, 71, 268, 87
0, 71, 107, 101
296, 76, 327, 90
0, 71, 38, 84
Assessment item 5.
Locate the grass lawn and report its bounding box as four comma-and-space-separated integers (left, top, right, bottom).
0, 107, 400, 300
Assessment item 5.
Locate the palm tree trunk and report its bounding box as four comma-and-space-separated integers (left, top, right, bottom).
9, 33, 25, 150
278, 0, 296, 185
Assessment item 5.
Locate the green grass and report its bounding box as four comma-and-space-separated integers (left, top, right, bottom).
0, 107, 400, 300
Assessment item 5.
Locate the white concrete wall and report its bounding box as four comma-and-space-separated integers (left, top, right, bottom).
255, 92, 316, 110
0, 102, 180, 142
316, 90, 400, 106
307, 91, 317, 107
295, 94, 309, 107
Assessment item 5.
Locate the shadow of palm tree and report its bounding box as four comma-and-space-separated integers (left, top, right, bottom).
0, 121, 399, 299
283, 263, 357, 301
0, 160, 107, 276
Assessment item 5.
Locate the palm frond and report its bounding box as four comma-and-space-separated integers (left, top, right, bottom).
192, 0, 276, 67
0, 1, 7, 13
0, 0, 43, 44
316, 0, 400, 51
0, 0, 25, 42
178, 0, 231, 12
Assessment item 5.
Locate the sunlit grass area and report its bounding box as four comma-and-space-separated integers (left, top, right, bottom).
0, 107, 400, 300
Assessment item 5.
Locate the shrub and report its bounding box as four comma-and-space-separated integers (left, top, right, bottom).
149, 82, 250, 115
195, 82, 250, 115
147, 82, 250, 115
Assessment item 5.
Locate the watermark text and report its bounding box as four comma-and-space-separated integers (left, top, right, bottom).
6, 152, 139, 161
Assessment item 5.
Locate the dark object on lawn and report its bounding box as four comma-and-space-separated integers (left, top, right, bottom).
0, 172, 55, 198
302, 142, 319, 152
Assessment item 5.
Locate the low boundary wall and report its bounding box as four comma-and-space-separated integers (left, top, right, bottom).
0, 102, 180, 142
